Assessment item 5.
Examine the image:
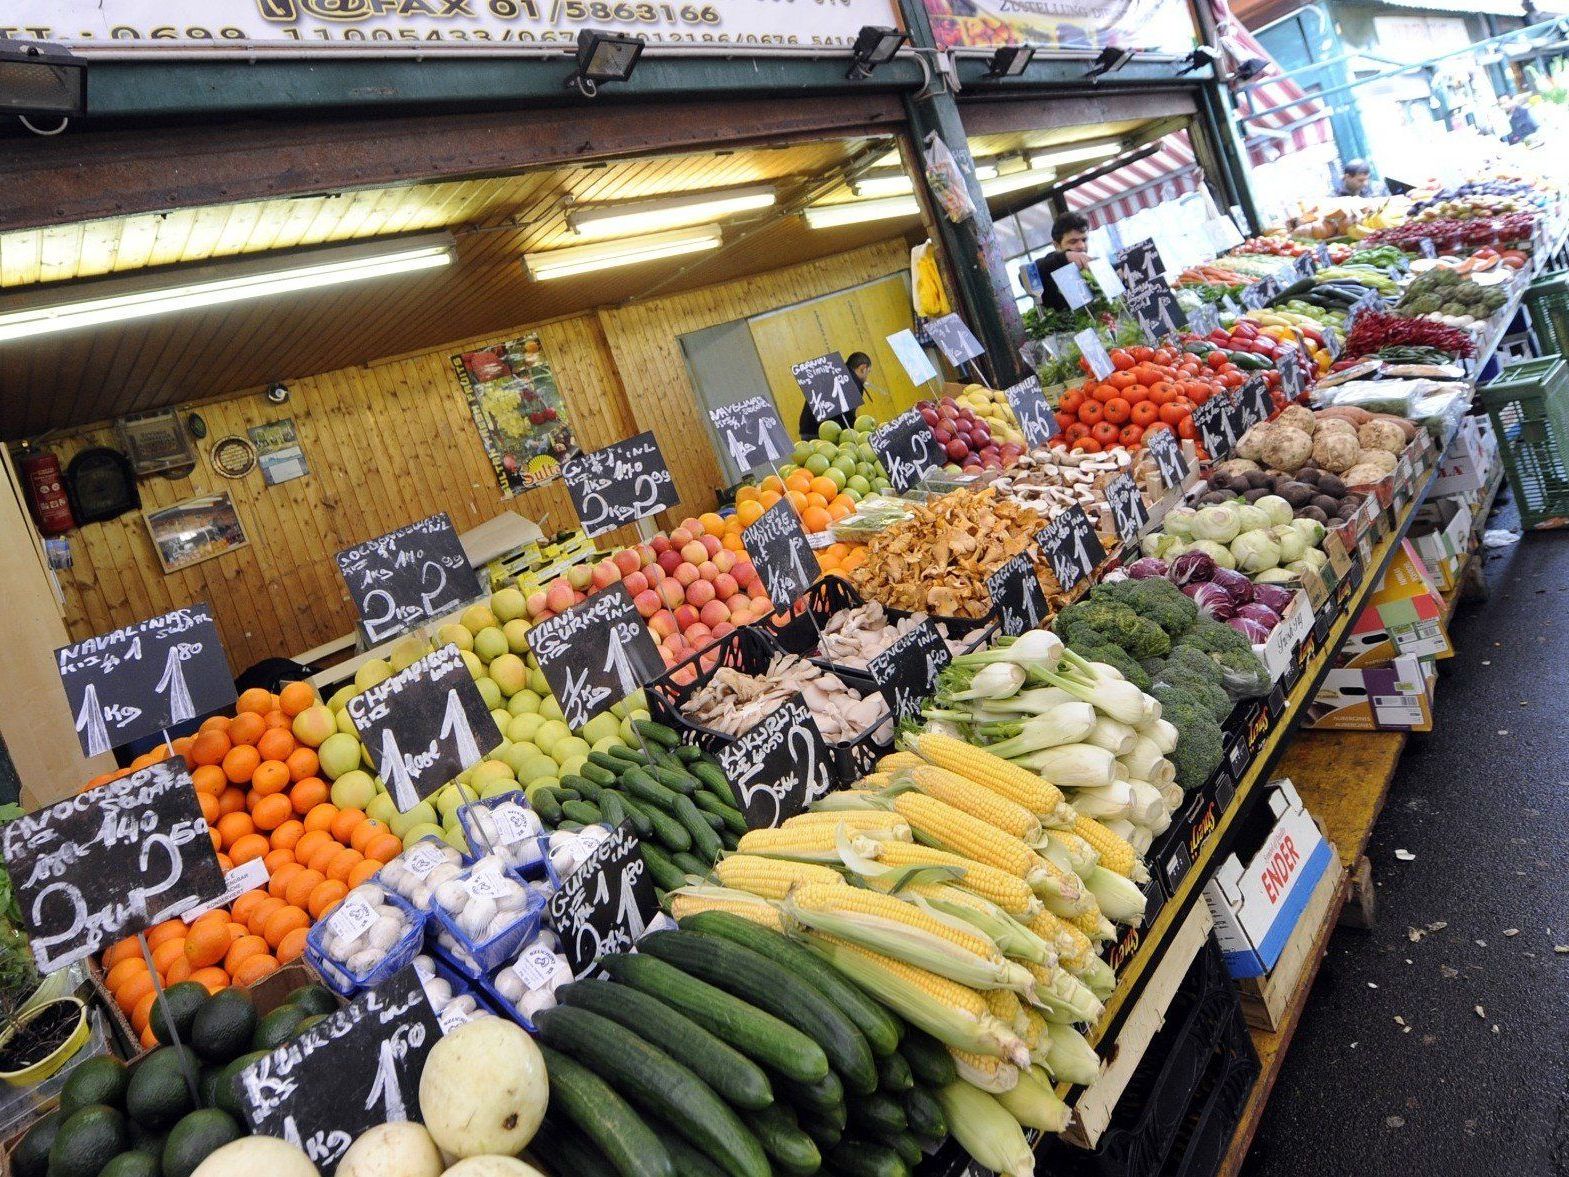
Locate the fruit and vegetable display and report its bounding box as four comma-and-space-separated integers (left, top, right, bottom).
1339, 309, 1477, 363
1409, 246, 1528, 276
917, 388, 1028, 472
1051, 342, 1242, 457
1394, 267, 1510, 329
1364, 213, 1536, 252
1229, 404, 1413, 494
983, 445, 1157, 527
776, 417, 893, 508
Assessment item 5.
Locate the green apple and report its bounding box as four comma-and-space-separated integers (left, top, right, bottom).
490, 709, 512, 733
503, 619, 532, 655
327, 684, 358, 713
390, 801, 438, 838
557, 755, 587, 778
507, 713, 546, 744
330, 769, 377, 811
550, 736, 591, 766
473, 627, 509, 663
436, 623, 473, 652
389, 635, 428, 673
317, 732, 362, 781
487, 654, 527, 697
533, 720, 571, 756
479, 780, 519, 801
401, 821, 446, 848
366, 793, 398, 824
507, 689, 543, 717
461, 650, 485, 679
528, 668, 551, 697
461, 604, 498, 634
491, 587, 527, 623
580, 712, 620, 746
475, 677, 502, 711
441, 823, 470, 854
538, 696, 564, 723
354, 659, 393, 692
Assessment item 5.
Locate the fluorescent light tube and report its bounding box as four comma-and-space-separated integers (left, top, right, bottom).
0, 234, 455, 345
567, 186, 775, 239
981, 169, 1056, 198
853, 163, 997, 198
524, 225, 722, 279
1029, 141, 1123, 170
804, 195, 921, 229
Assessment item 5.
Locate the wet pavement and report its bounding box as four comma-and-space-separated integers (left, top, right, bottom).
1243, 490, 1569, 1176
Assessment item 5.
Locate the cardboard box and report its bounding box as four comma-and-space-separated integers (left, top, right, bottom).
1304, 654, 1437, 731
1409, 496, 1474, 593
1430, 415, 1499, 498
1203, 777, 1334, 978
1337, 540, 1454, 666
1239, 852, 1346, 1030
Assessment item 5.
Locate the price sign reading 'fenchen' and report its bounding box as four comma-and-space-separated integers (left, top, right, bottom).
925, 314, 986, 368
743, 500, 822, 612
868, 621, 952, 724
1003, 376, 1057, 448
1146, 428, 1189, 490
2, 758, 225, 972
1191, 394, 1234, 460
563, 432, 679, 538
1276, 349, 1304, 400
1106, 474, 1150, 548
710, 397, 791, 475
347, 644, 502, 813
1036, 503, 1105, 592
335, 514, 476, 645
525, 586, 664, 730
548, 822, 660, 976
986, 554, 1049, 639
55, 604, 236, 758
717, 696, 835, 829
236, 966, 442, 1175
792, 353, 862, 423
870, 409, 942, 493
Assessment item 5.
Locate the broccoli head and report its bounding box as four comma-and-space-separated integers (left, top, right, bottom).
1152, 670, 1232, 723
1176, 617, 1271, 697
1091, 578, 1198, 638
1158, 701, 1226, 790
1072, 639, 1153, 692
1053, 599, 1171, 660
1161, 644, 1228, 689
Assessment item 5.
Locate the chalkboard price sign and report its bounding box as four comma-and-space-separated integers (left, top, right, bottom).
2, 758, 225, 972
547, 822, 660, 976
335, 514, 476, 645
236, 966, 442, 1174
1003, 376, 1058, 448
925, 314, 986, 368
1106, 474, 1150, 548
743, 499, 822, 612
1276, 349, 1304, 400
1146, 428, 1189, 489
1114, 240, 1187, 342
1112, 239, 1165, 290
1190, 394, 1234, 460
1188, 301, 1222, 337
867, 620, 951, 724
717, 696, 834, 828
870, 408, 942, 492
55, 604, 237, 758
1342, 290, 1382, 339
1036, 503, 1105, 592
792, 353, 862, 423
710, 397, 791, 475
1419, 238, 1437, 260
525, 586, 664, 731
563, 432, 680, 539
985, 554, 1048, 638
1241, 282, 1270, 311
1323, 323, 1343, 359
347, 644, 502, 813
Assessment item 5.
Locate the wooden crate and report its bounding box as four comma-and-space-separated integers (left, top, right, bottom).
1237, 851, 1346, 1032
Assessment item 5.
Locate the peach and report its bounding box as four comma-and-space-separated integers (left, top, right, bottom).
680, 541, 708, 566
699, 600, 730, 628
614, 549, 641, 576
726, 593, 752, 616
545, 581, 576, 613
698, 651, 720, 673
526, 590, 549, 617
638, 544, 657, 567
685, 580, 716, 607
674, 564, 700, 587
649, 609, 678, 638
566, 564, 593, 590
658, 579, 686, 610
634, 589, 661, 618
680, 517, 704, 536
713, 573, 738, 601
694, 561, 716, 582
674, 604, 700, 631
623, 570, 649, 597
651, 535, 672, 554
700, 535, 723, 557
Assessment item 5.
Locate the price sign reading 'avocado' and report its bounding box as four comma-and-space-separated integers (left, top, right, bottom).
548, 821, 660, 976
718, 696, 835, 828
986, 554, 1049, 638
710, 396, 791, 475
868, 621, 952, 724
336, 514, 477, 646
55, 603, 237, 758
347, 644, 502, 813
1146, 428, 1189, 490
1106, 474, 1150, 548
526, 586, 664, 731
1004, 376, 1058, 448
236, 965, 442, 1174
793, 352, 862, 423
870, 408, 941, 493
925, 314, 986, 368
2, 758, 225, 972
1036, 503, 1105, 592
744, 499, 822, 612
563, 432, 679, 539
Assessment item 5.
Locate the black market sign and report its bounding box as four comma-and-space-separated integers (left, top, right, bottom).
869, 408, 942, 493
925, 314, 986, 368
346, 644, 502, 814
1276, 349, 1304, 400
1035, 503, 1105, 592
525, 585, 665, 730
985, 554, 1049, 639
2, 758, 225, 972
792, 353, 862, 423
743, 500, 822, 612
236, 966, 442, 1175
1190, 394, 1234, 459
1113, 239, 1187, 342
55, 604, 236, 758
1003, 376, 1058, 448
1342, 291, 1382, 339
1243, 375, 1275, 425
547, 822, 660, 976
1146, 428, 1189, 490
1105, 474, 1150, 548
709, 397, 791, 475
563, 431, 679, 539
336, 514, 476, 646
717, 696, 834, 828
867, 619, 952, 724
1111, 239, 1165, 290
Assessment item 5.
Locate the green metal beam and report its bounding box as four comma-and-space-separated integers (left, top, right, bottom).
952, 55, 1211, 92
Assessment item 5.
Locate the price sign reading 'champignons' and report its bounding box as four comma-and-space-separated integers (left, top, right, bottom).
525, 586, 665, 730
335, 514, 477, 645
563, 432, 679, 538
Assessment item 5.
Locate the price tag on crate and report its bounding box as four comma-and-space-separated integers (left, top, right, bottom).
55, 603, 237, 758
1314, 244, 1332, 267
1190, 394, 1234, 460
709, 396, 792, 475
1242, 374, 1274, 426
236, 965, 442, 1173
335, 514, 477, 645
792, 352, 863, 423
1105, 473, 1150, 548
347, 644, 503, 813
548, 822, 660, 976
1003, 375, 1058, 448
525, 585, 665, 731
1295, 253, 1317, 278
563, 431, 680, 539
1146, 428, 1189, 490
870, 408, 942, 493
1074, 329, 1115, 381
743, 499, 822, 611
2, 758, 225, 972
1275, 349, 1304, 400
1035, 503, 1105, 592
867, 621, 952, 724
717, 696, 835, 828
925, 313, 986, 367
1241, 282, 1270, 311
985, 553, 1049, 638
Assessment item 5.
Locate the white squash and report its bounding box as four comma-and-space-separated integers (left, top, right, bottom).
191, 1137, 319, 1177
442, 1158, 548, 1177
338, 1124, 443, 1177
419, 1018, 548, 1159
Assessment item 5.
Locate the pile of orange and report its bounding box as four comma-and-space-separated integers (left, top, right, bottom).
817, 542, 869, 576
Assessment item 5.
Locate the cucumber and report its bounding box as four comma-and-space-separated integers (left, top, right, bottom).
561, 800, 604, 825
673, 795, 723, 863
676, 744, 704, 763
531, 789, 564, 825
799, 1113, 843, 1151
664, 1135, 729, 1177
608, 744, 649, 763
647, 765, 701, 796
641, 844, 686, 893
875, 1052, 913, 1093
635, 719, 682, 749
555, 787, 582, 802
558, 820, 585, 832
591, 750, 639, 773
848, 1093, 906, 1137
558, 979, 773, 1111
699, 810, 727, 833
598, 953, 829, 1084
744, 1103, 821, 1177
599, 792, 628, 831
690, 762, 739, 807
626, 790, 691, 852
612, 792, 655, 839
671, 851, 712, 877
538, 1044, 675, 1177
623, 768, 681, 811
534, 1006, 769, 1177
778, 1069, 844, 1116
533, 1117, 621, 1177
561, 774, 605, 802
897, 1030, 956, 1088
581, 762, 619, 788
692, 791, 748, 836
871, 1130, 920, 1169
822, 1140, 909, 1177
680, 913, 902, 1059
719, 828, 741, 852
902, 1086, 946, 1142
638, 930, 877, 1096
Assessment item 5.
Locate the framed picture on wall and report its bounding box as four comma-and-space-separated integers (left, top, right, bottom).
144, 491, 249, 574
117, 408, 198, 476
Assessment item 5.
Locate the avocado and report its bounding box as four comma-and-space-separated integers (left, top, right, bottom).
102, 1152, 162, 1177
190, 990, 257, 1064
126, 1048, 198, 1129
150, 983, 210, 1048
213, 1051, 268, 1118
284, 984, 337, 1017
60, 1056, 130, 1116
127, 1119, 169, 1160
161, 1109, 242, 1177
251, 1005, 309, 1052
48, 1105, 128, 1177
11, 1108, 61, 1177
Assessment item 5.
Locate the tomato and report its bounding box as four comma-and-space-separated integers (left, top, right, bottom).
1123, 384, 1150, 405
1176, 415, 1197, 440
1103, 397, 1131, 425
1091, 421, 1120, 446
1206, 351, 1229, 370
1220, 371, 1245, 389
1153, 348, 1176, 365
1188, 386, 1210, 405
1060, 390, 1085, 414
1142, 421, 1172, 441
1072, 437, 1102, 453
1055, 411, 1077, 433
1110, 349, 1136, 371
1092, 383, 1121, 404
1130, 401, 1159, 427
1119, 424, 1144, 447
1158, 402, 1189, 426
1108, 371, 1137, 391
1066, 422, 1090, 442
1149, 381, 1178, 404
1130, 346, 1154, 363
1078, 400, 1104, 425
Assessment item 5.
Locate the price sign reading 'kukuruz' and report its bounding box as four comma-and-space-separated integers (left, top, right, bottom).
55, 604, 236, 758
525, 586, 665, 731
710, 396, 791, 475
347, 644, 502, 813
1075, 329, 1114, 381
548, 822, 660, 976
792, 352, 862, 423
236, 965, 442, 1174
1191, 394, 1233, 460
563, 431, 679, 539
1003, 376, 1058, 448
986, 554, 1049, 639
718, 696, 834, 828
1243, 374, 1275, 426
1036, 503, 1105, 592
870, 408, 941, 493
868, 620, 952, 724
1106, 474, 1150, 548
2, 758, 225, 972
336, 514, 476, 646
743, 499, 821, 611
1276, 349, 1304, 400
925, 313, 986, 368
1146, 428, 1189, 490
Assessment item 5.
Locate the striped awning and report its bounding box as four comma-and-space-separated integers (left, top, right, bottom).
1064, 131, 1204, 226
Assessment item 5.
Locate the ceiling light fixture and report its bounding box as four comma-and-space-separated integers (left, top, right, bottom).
1027, 139, 1124, 170
804, 195, 920, 229
986, 45, 1035, 77
523, 225, 722, 279
0, 40, 85, 118
980, 169, 1056, 198
0, 234, 455, 346
1085, 46, 1136, 80
852, 162, 997, 198
847, 26, 908, 79
567, 186, 775, 239
567, 28, 645, 97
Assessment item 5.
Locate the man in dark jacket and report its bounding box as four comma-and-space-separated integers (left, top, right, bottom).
1019, 212, 1094, 314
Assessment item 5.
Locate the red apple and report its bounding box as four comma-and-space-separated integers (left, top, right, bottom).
634, 589, 661, 618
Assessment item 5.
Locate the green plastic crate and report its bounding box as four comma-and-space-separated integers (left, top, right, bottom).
1524, 272, 1569, 358
1478, 354, 1569, 527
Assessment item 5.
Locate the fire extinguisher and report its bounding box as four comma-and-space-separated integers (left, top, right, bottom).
17, 447, 75, 536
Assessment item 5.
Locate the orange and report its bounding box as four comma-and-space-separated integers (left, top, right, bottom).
305, 842, 340, 876
199, 714, 231, 733
164, 957, 194, 985
210, 829, 223, 854
347, 859, 382, 888
130, 748, 166, 770
760, 473, 784, 495
228, 712, 267, 748
232, 955, 279, 987
250, 760, 291, 797
809, 475, 838, 501
225, 934, 269, 973
116, 971, 156, 1012
228, 922, 248, 943
284, 869, 326, 910
246, 898, 285, 937
230, 834, 269, 865
192, 765, 228, 797
277, 927, 309, 964
188, 730, 231, 768
285, 748, 319, 783
364, 833, 403, 864
698, 512, 725, 537
218, 788, 247, 816
349, 819, 387, 854
325, 848, 363, 883
800, 506, 832, 533
308, 879, 348, 920
237, 687, 274, 715
152, 938, 186, 975
256, 728, 295, 763
785, 490, 808, 515
758, 489, 781, 510
735, 499, 764, 526
222, 745, 261, 785
736, 484, 760, 503
293, 830, 333, 865
191, 908, 230, 933
171, 735, 194, 758
231, 889, 269, 926
262, 905, 308, 949
215, 812, 255, 848
263, 848, 295, 873
279, 681, 316, 717
329, 808, 365, 846
138, 1024, 159, 1051
244, 791, 260, 814
106, 957, 150, 993
185, 920, 231, 969
290, 779, 328, 816
303, 803, 339, 833
269, 862, 305, 900
785, 469, 813, 493
253, 794, 293, 832
103, 939, 142, 969
270, 820, 305, 852
146, 920, 187, 949
190, 967, 229, 995
198, 792, 220, 824
131, 991, 158, 1034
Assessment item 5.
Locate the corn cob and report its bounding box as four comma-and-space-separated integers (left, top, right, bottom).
985, 988, 1030, 1036
1025, 961, 1105, 1026
788, 884, 998, 959
948, 1048, 1020, 1093
910, 885, 1056, 966
736, 824, 883, 863
1040, 829, 1099, 878
808, 789, 892, 812
667, 885, 783, 930
1026, 909, 1095, 973
857, 772, 894, 791
935, 1081, 1035, 1176
896, 766, 1041, 842
782, 810, 912, 837
878, 751, 927, 773
1073, 815, 1148, 883
869, 842, 1038, 917
711, 855, 845, 900
1071, 907, 1116, 943
998, 1066, 1072, 1132
906, 731, 1073, 823
893, 793, 1045, 882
